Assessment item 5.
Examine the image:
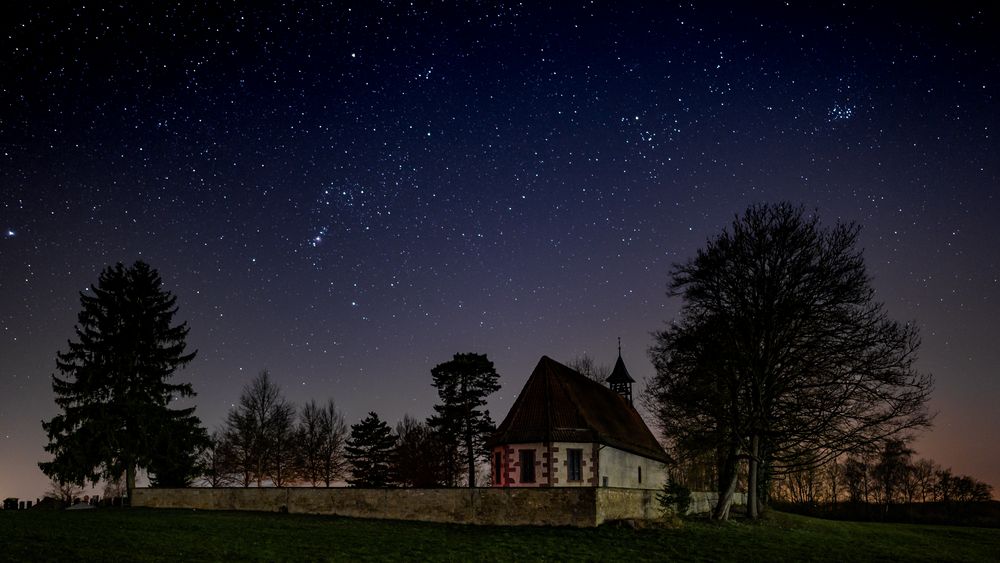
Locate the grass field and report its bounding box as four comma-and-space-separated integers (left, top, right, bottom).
1, 508, 998, 562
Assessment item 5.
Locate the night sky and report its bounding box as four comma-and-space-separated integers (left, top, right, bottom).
2, 3, 998, 500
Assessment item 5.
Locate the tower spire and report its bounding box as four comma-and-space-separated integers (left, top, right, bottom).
607, 338, 635, 405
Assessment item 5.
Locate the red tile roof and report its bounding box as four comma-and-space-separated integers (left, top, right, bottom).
489, 356, 669, 463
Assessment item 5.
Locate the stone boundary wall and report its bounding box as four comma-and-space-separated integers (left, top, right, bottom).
133, 487, 745, 527
689, 491, 748, 515
596, 489, 748, 521
134, 487, 600, 527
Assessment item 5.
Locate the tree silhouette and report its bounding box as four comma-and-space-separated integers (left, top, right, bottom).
345, 412, 396, 488
647, 203, 933, 520
567, 353, 610, 384
222, 370, 294, 486
198, 431, 235, 487
47, 477, 83, 505
297, 399, 348, 487
427, 353, 500, 487
39, 261, 206, 498
392, 414, 446, 488
148, 413, 208, 487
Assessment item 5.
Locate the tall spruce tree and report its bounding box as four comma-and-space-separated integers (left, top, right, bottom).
345, 412, 396, 487
39, 261, 206, 497
427, 353, 500, 487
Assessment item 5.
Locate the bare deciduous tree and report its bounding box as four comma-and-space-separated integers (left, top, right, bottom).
297, 399, 348, 486
647, 203, 934, 520
773, 446, 993, 510
198, 431, 235, 487
567, 354, 610, 384
267, 400, 297, 487
48, 477, 83, 504
222, 370, 296, 486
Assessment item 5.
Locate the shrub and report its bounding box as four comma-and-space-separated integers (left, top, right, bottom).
657, 478, 692, 516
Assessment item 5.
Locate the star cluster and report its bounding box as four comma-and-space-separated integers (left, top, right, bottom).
1, 3, 998, 499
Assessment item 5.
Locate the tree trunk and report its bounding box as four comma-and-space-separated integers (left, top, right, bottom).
464, 376, 475, 488
748, 434, 759, 519
714, 468, 739, 520
466, 419, 475, 488
830, 466, 838, 506
713, 445, 740, 521
126, 463, 136, 505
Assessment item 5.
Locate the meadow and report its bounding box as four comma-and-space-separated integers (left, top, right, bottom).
1, 508, 998, 562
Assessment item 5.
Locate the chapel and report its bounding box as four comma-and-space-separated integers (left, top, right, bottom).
488, 354, 669, 489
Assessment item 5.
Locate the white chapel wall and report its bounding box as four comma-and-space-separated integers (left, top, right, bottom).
598, 445, 666, 490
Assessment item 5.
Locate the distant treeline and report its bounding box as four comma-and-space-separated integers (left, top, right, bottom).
774, 500, 1000, 528
770, 440, 992, 506
198, 354, 500, 489
767, 439, 994, 526
668, 438, 993, 526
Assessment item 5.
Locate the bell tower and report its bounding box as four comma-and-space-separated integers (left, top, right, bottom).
606, 337, 635, 404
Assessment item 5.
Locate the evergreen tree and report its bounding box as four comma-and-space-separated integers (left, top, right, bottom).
39, 261, 206, 497
427, 353, 500, 487
345, 412, 396, 487
148, 412, 208, 487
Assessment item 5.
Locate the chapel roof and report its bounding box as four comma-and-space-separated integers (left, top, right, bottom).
489, 356, 669, 463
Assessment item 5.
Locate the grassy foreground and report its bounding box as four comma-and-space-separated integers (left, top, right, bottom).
1, 508, 998, 562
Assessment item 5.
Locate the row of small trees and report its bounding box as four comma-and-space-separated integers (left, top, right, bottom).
773, 440, 993, 506
197, 353, 501, 489
198, 371, 347, 487
38, 261, 503, 496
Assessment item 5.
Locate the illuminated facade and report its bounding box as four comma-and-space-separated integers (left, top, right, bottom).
488, 356, 669, 489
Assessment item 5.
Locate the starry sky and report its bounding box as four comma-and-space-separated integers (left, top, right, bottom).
2, 2, 998, 500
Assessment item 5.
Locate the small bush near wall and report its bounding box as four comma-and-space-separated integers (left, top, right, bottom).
657, 479, 692, 516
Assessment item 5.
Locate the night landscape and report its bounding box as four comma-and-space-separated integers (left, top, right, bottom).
2, 2, 999, 561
